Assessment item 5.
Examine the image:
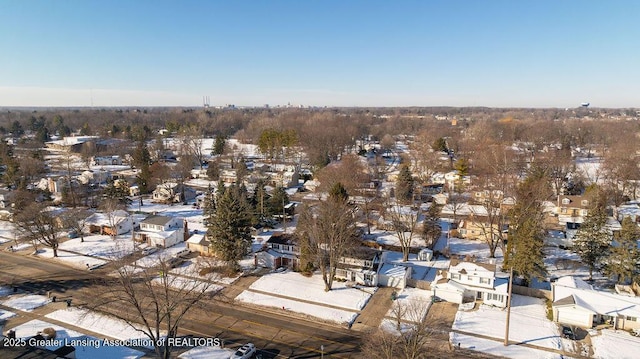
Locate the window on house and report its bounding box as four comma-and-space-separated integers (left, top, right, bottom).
451, 273, 461, 280
562, 198, 570, 204
581, 209, 588, 216
364, 274, 374, 282
488, 293, 503, 301
626, 316, 637, 321
561, 208, 567, 214
479, 277, 490, 285
581, 200, 589, 206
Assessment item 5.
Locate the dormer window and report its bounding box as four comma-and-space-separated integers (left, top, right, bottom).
562, 198, 570, 205
581, 200, 589, 206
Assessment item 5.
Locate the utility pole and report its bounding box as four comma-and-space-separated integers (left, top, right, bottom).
504, 266, 514, 346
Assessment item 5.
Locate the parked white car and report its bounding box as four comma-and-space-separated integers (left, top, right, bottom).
141, 247, 158, 256
230, 343, 256, 359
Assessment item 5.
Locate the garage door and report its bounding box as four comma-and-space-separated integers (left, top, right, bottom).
557, 308, 591, 328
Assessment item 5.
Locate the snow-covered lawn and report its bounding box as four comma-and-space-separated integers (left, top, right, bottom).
37, 248, 107, 270
453, 294, 562, 352
1, 294, 50, 311
12, 319, 144, 359
450, 332, 561, 359
178, 346, 234, 359
235, 290, 358, 325
0, 220, 16, 243
46, 308, 165, 348
384, 287, 432, 323
59, 234, 135, 259
135, 242, 189, 268
591, 329, 640, 359
247, 270, 375, 311
0, 308, 16, 320
152, 274, 223, 293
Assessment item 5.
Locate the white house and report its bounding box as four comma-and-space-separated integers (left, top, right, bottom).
84, 210, 133, 236
134, 215, 187, 248
431, 258, 508, 308
552, 276, 640, 330
378, 263, 412, 289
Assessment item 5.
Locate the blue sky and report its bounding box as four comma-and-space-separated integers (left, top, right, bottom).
0, 1, 638, 107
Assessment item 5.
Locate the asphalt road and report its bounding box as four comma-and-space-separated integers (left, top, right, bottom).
0, 250, 362, 358
0, 250, 502, 359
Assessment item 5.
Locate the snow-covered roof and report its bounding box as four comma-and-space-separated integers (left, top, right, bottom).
554, 276, 640, 318
186, 233, 206, 244
379, 263, 409, 277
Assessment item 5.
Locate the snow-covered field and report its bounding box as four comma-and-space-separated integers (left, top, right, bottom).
46, 308, 165, 348
59, 234, 135, 259
37, 248, 107, 270
246, 270, 375, 311
235, 290, 358, 325
168, 257, 241, 285
12, 319, 143, 359
591, 329, 640, 359
152, 274, 223, 293
453, 295, 562, 352
0, 308, 16, 320
1, 294, 50, 312
0, 220, 16, 243
178, 346, 234, 359
450, 332, 562, 359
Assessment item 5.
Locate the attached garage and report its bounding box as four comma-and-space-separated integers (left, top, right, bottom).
378, 264, 411, 289
431, 279, 466, 304
553, 295, 595, 328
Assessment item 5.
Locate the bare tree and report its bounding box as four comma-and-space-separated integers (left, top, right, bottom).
297, 196, 359, 291
61, 207, 92, 243
362, 300, 434, 359
14, 202, 62, 257
385, 199, 421, 262
89, 255, 218, 359
100, 197, 127, 240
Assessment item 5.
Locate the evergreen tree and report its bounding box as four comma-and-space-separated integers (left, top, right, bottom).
395, 164, 414, 203
432, 137, 448, 153
328, 182, 349, 202
573, 201, 610, 281
267, 186, 290, 218
505, 170, 547, 283
605, 217, 639, 284
103, 179, 132, 206
207, 185, 252, 268
212, 134, 226, 155
133, 140, 152, 194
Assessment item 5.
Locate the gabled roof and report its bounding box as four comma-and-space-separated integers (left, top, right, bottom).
450, 258, 496, 272
142, 215, 173, 226
266, 232, 296, 245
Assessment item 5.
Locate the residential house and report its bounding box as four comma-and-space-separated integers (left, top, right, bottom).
552, 276, 640, 330
186, 233, 213, 256
45, 135, 99, 152
255, 232, 300, 269
0, 189, 14, 221
134, 215, 188, 248
84, 210, 133, 236
92, 155, 123, 166
334, 247, 382, 287
431, 258, 508, 308
378, 260, 412, 289
556, 195, 591, 229
616, 202, 640, 224
151, 182, 197, 204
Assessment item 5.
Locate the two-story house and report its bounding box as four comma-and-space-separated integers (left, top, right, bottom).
431, 258, 508, 308
134, 215, 188, 248
556, 195, 591, 229
151, 182, 197, 204
334, 247, 383, 287
255, 232, 301, 269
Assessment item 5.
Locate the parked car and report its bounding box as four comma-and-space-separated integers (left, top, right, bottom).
562, 326, 575, 340
141, 247, 158, 256
230, 343, 256, 359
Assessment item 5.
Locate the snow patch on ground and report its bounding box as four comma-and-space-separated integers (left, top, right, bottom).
247, 270, 375, 311
450, 332, 561, 359
452, 295, 562, 352
235, 290, 358, 325
591, 329, 640, 359
1, 294, 50, 312
178, 346, 234, 359
46, 308, 165, 348
12, 319, 144, 359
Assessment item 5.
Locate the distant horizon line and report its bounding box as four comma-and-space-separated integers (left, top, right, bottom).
0, 105, 636, 110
